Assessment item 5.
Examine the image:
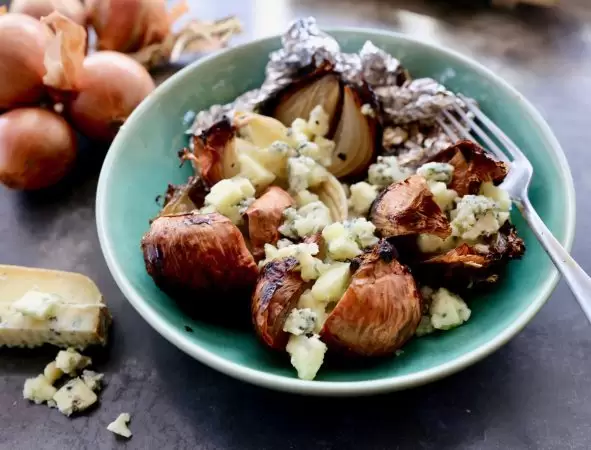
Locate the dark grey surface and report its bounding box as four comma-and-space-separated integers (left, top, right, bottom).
1, 0, 591, 449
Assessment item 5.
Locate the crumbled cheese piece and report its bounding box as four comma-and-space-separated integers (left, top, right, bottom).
203, 177, 256, 225
480, 182, 512, 211
291, 118, 313, 140
248, 140, 295, 177
307, 105, 330, 137
238, 153, 276, 192
415, 316, 435, 337
360, 103, 376, 117
296, 139, 333, 167
417, 234, 457, 254
428, 180, 458, 212
23, 375, 57, 404
294, 190, 320, 207
367, 156, 411, 187
287, 156, 328, 193
311, 262, 351, 303
261, 243, 326, 281
276, 239, 293, 249
322, 219, 378, 261
451, 195, 509, 240
297, 290, 327, 332
283, 308, 318, 336
107, 413, 132, 439
286, 334, 327, 381
53, 377, 97, 416
279, 201, 332, 239
55, 348, 91, 374
417, 162, 454, 184
43, 361, 64, 384
348, 182, 378, 216
429, 288, 471, 330
13, 290, 60, 320
81, 370, 104, 392
382, 126, 408, 147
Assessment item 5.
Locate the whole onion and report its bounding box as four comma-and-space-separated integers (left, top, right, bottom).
0, 108, 77, 190
0, 14, 49, 109
66, 51, 155, 141
9, 0, 87, 26
86, 0, 170, 53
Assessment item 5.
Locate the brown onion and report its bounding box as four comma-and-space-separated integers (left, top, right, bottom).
9, 0, 87, 26
87, 0, 186, 53
0, 108, 77, 190
0, 14, 49, 109
66, 51, 155, 141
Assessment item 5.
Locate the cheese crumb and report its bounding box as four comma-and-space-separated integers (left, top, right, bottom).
81, 370, 104, 392
430, 288, 471, 330
322, 219, 378, 261
283, 308, 318, 336
367, 156, 411, 187
53, 377, 98, 416
286, 334, 327, 381
107, 413, 132, 439
279, 201, 332, 239
287, 156, 328, 193
451, 195, 509, 240
417, 162, 454, 184
348, 182, 378, 216
55, 348, 91, 374
203, 177, 256, 225
43, 361, 64, 384
23, 375, 57, 404
260, 242, 326, 281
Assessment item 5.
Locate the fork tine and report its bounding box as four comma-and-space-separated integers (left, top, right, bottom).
458, 94, 522, 160
449, 102, 511, 164
441, 110, 473, 141
435, 116, 459, 142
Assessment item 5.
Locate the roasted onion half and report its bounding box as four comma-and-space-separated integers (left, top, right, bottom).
430, 140, 508, 197
370, 174, 451, 238
320, 240, 422, 356
415, 224, 525, 291
141, 212, 258, 298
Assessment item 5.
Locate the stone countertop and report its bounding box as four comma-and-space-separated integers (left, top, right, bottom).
1, 1, 591, 449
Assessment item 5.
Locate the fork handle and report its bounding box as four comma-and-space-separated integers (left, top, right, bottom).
518, 197, 591, 321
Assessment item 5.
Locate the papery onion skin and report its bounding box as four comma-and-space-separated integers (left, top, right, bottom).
87, 0, 170, 53
0, 14, 49, 109
10, 0, 87, 26
66, 51, 155, 141
0, 108, 77, 190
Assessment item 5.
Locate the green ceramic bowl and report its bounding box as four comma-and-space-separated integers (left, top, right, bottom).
96, 28, 575, 396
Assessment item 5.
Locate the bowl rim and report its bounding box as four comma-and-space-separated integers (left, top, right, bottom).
96, 26, 576, 396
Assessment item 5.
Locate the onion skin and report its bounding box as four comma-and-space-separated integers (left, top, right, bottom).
0, 108, 77, 190
370, 174, 451, 239
66, 51, 155, 141
245, 186, 294, 260
141, 212, 259, 296
252, 257, 308, 350
320, 240, 422, 357
0, 14, 49, 109
10, 0, 87, 26
87, 0, 170, 53
192, 119, 240, 186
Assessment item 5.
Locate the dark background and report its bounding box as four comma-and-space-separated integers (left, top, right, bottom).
1, 0, 591, 448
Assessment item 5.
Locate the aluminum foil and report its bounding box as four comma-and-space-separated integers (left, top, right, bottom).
190, 17, 465, 162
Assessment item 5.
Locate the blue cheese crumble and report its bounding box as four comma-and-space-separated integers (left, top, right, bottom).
283, 308, 318, 336
287, 155, 329, 193
417, 162, 454, 184
13, 291, 60, 320
286, 334, 327, 381
202, 177, 256, 225
450, 195, 510, 240
367, 156, 411, 187
416, 287, 471, 335
348, 182, 378, 216
279, 201, 332, 239
322, 218, 378, 261
260, 242, 326, 281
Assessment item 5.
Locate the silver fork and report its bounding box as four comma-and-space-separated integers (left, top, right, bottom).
435, 96, 591, 323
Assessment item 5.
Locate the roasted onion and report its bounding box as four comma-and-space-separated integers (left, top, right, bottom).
141, 212, 258, 296
66, 51, 155, 141
320, 240, 422, 356
252, 257, 308, 349
9, 0, 87, 25
370, 174, 451, 239
0, 108, 77, 190
245, 186, 294, 260
0, 13, 49, 109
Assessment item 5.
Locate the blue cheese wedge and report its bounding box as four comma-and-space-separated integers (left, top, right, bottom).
107, 413, 132, 438
53, 377, 98, 416
0, 265, 111, 349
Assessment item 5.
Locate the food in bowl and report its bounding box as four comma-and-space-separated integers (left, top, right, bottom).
139, 18, 525, 380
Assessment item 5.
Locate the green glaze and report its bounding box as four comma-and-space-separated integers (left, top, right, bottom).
96, 29, 575, 395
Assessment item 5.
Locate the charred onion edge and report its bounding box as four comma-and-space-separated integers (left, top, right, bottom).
251, 257, 308, 350
191, 118, 237, 185
370, 174, 451, 239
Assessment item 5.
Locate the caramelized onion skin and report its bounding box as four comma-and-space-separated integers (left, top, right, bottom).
0, 14, 49, 109
66, 51, 155, 141
0, 108, 77, 190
